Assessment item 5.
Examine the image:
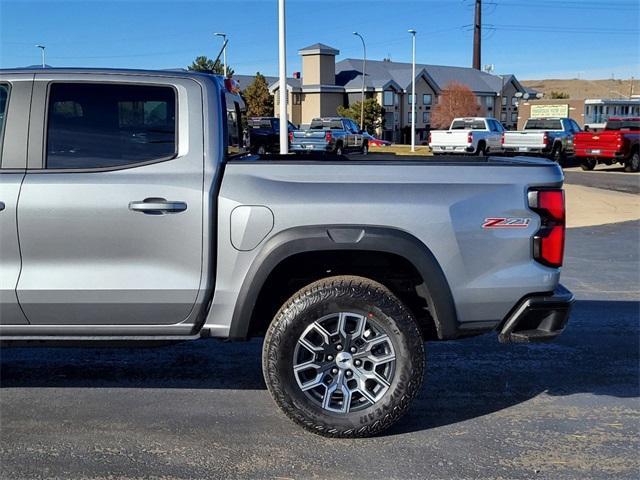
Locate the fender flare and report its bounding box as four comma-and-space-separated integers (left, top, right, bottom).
228, 225, 459, 340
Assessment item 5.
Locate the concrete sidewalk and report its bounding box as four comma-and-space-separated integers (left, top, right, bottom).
565, 183, 640, 228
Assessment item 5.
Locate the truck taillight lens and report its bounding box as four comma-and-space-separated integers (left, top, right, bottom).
542, 132, 549, 146
528, 189, 565, 268
289, 132, 293, 143
501, 133, 505, 145
467, 132, 473, 144
325, 131, 332, 142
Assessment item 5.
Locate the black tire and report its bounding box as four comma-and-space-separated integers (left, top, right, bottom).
361, 142, 369, 155
625, 151, 640, 172
580, 158, 597, 171
257, 145, 267, 156
551, 144, 565, 165
335, 144, 344, 156
262, 275, 425, 438
476, 143, 486, 157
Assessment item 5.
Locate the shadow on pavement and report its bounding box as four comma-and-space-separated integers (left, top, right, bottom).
1, 300, 638, 434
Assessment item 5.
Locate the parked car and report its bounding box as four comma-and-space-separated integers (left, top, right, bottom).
574, 117, 640, 172
290, 117, 369, 155
502, 117, 582, 163
428, 117, 504, 155
0, 68, 573, 438
248, 117, 297, 155
363, 132, 391, 147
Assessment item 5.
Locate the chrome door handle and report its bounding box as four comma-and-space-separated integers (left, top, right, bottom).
128, 198, 187, 215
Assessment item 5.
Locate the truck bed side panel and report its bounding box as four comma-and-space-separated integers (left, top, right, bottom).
205, 159, 563, 337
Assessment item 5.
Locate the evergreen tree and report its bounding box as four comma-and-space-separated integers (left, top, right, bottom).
337, 98, 385, 134
187, 56, 234, 77
243, 72, 274, 117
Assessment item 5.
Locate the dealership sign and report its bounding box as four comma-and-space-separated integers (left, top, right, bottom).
531, 104, 569, 118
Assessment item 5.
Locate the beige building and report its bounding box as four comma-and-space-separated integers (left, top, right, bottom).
269, 43, 528, 143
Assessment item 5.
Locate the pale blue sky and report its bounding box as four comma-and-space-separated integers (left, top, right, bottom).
1, 0, 638, 79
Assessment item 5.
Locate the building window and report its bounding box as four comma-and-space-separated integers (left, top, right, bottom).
408, 112, 415, 123
383, 91, 395, 106
408, 94, 414, 105
511, 96, 518, 106
511, 112, 518, 123
292, 93, 301, 105
500, 112, 507, 122
501, 96, 507, 107
423, 111, 431, 124
485, 96, 493, 108
423, 94, 432, 105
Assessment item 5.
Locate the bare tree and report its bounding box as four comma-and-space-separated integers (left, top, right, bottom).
431, 82, 481, 129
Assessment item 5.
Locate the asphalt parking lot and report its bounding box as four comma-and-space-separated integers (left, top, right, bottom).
1, 172, 638, 480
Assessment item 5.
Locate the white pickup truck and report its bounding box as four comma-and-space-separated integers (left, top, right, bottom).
428, 117, 504, 155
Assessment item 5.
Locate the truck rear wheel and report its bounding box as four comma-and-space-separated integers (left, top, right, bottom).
262, 275, 425, 438
625, 151, 640, 172
580, 158, 596, 171
551, 144, 565, 165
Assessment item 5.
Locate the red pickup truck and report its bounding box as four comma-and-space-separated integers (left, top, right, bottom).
574, 117, 640, 172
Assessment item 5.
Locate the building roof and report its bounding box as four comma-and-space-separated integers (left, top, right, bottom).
335, 58, 525, 95
298, 43, 340, 56
232, 74, 301, 93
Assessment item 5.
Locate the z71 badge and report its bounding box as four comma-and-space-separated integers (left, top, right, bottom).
482, 218, 531, 229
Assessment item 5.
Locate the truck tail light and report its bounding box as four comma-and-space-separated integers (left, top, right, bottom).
467, 132, 473, 144
528, 189, 565, 268
501, 133, 505, 145
428, 132, 432, 144
542, 132, 549, 146
325, 131, 332, 142
289, 131, 293, 143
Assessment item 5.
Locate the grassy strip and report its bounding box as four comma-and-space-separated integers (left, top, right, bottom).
370, 145, 433, 156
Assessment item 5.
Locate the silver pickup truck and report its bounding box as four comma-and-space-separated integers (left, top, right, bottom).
290, 117, 368, 155
0, 69, 573, 438
502, 117, 582, 163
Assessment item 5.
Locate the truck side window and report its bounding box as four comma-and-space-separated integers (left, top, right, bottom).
46, 83, 176, 169
0, 83, 9, 164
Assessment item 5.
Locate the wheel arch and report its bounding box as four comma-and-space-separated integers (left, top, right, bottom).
227, 225, 459, 341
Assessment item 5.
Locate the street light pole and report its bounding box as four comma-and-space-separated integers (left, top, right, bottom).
278, 0, 289, 154
214, 32, 227, 77
36, 45, 46, 68
353, 32, 366, 131
408, 29, 416, 152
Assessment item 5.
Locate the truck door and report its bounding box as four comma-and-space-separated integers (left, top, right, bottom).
0, 77, 31, 325
15, 74, 205, 326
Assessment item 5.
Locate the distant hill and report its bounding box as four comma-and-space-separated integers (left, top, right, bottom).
521, 78, 639, 100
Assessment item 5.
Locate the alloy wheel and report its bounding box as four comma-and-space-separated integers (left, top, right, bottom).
293, 312, 396, 414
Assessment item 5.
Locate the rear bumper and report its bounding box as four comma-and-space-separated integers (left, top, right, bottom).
498, 285, 574, 343
502, 146, 549, 154
290, 143, 332, 153
431, 145, 473, 154
575, 149, 623, 160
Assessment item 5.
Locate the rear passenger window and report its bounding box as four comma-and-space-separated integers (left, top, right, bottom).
0, 83, 9, 162
46, 83, 176, 169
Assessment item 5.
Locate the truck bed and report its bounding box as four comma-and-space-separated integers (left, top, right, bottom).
241, 153, 558, 167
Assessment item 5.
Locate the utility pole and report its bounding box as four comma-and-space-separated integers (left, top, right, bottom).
353, 32, 366, 131
408, 29, 416, 152
278, 0, 289, 154
473, 0, 481, 70
214, 33, 227, 77
630, 77, 635, 99
36, 45, 46, 68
